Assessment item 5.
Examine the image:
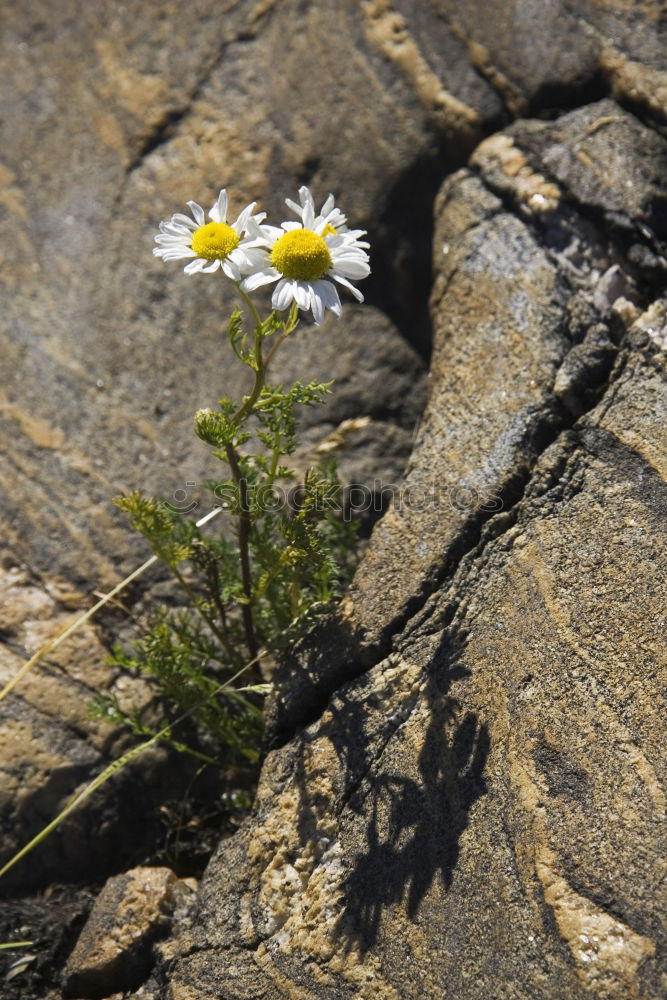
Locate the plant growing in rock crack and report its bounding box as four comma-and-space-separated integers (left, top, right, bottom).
90, 185, 370, 773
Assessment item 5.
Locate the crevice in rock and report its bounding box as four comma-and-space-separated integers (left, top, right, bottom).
363, 136, 484, 361
362, 81, 510, 360
125, 105, 193, 176
273, 272, 648, 746
524, 69, 609, 119
123, 3, 277, 178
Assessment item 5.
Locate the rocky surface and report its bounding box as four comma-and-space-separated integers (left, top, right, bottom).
166, 318, 666, 1000
0, 1, 666, 999
1, 0, 437, 897
63, 867, 196, 998
347, 97, 667, 659
157, 101, 667, 1000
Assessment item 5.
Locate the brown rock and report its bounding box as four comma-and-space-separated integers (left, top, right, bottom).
0, 560, 198, 896
159, 106, 667, 999
0, 1, 666, 995
0, 0, 492, 590
63, 866, 195, 999
163, 316, 667, 1000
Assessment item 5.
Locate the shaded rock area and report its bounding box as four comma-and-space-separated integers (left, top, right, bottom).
0, 1, 665, 999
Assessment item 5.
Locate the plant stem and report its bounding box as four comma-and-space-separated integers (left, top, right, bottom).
224, 293, 299, 665
172, 565, 235, 659
268, 432, 282, 484
264, 303, 300, 369
224, 442, 258, 663
207, 560, 242, 669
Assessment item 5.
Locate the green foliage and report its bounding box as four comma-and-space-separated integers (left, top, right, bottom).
94, 296, 359, 772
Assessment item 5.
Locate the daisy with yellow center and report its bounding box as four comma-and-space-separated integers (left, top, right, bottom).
241, 186, 370, 325
153, 189, 267, 279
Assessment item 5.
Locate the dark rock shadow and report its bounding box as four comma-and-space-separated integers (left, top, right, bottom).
342, 627, 490, 952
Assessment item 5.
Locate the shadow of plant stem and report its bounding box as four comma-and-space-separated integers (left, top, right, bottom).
343, 632, 490, 951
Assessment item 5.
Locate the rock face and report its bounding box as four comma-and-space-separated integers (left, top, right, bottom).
63, 866, 195, 998
159, 101, 667, 1000
0, 1, 665, 998
1, 0, 437, 893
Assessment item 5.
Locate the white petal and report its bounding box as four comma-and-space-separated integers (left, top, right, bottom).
169, 214, 199, 231
322, 207, 347, 230
221, 257, 242, 280
273, 278, 294, 312
184, 258, 206, 274
209, 189, 228, 224
154, 233, 192, 245
298, 186, 314, 208
332, 273, 364, 302
239, 247, 270, 267
310, 285, 324, 325
232, 201, 257, 235
302, 200, 315, 230
314, 279, 342, 317
332, 247, 370, 262
246, 218, 280, 244
187, 202, 205, 226
332, 258, 371, 279
242, 269, 279, 291
321, 193, 335, 217
160, 248, 197, 260
281, 221, 301, 231
200, 259, 221, 273
285, 197, 304, 219
294, 281, 311, 311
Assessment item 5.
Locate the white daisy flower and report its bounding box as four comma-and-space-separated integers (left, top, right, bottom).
241, 186, 370, 325
153, 189, 267, 280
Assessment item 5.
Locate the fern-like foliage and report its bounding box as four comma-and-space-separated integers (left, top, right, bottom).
92, 303, 359, 772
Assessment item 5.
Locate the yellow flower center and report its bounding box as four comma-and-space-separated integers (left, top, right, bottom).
322, 223, 338, 235
191, 222, 239, 261
270, 229, 332, 281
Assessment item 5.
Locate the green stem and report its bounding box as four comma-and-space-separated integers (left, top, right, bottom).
223, 294, 299, 665
224, 443, 259, 664
172, 566, 235, 658
264, 303, 300, 370
207, 560, 243, 669
231, 284, 266, 426
268, 432, 282, 485
166, 740, 227, 769
235, 282, 264, 332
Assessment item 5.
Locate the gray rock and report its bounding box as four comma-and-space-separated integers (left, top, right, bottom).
0, 1, 666, 996
344, 98, 665, 663
164, 322, 667, 1000
435, 0, 666, 115
160, 106, 667, 1000
63, 866, 196, 999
